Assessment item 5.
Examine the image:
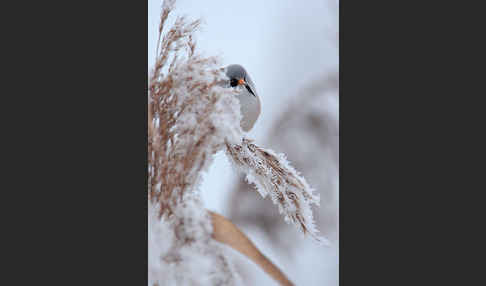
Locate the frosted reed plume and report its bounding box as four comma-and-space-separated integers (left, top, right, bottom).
225, 139, 325, 243
148, 0, 324, 284
148, 0, 240, 284
148, 0, 242, 211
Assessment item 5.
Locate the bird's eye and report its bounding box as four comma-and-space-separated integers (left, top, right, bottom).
230, 78, 238, 87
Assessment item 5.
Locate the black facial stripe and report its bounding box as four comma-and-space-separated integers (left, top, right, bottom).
245, 84, 256, 97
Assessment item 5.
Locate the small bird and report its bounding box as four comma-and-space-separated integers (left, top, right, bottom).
225, 64, 261, 132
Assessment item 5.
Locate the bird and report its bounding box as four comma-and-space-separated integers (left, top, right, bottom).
225, 64, 261, 132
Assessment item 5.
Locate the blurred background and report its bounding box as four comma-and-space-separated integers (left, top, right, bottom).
148, 0, 338, 284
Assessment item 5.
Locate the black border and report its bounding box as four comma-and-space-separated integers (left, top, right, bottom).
4, 1, 148, 284
339, 1, 485, 284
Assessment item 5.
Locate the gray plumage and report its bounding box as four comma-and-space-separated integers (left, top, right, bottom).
225, 64, 261, 132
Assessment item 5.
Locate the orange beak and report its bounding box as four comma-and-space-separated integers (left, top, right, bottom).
237, 78, 246, 86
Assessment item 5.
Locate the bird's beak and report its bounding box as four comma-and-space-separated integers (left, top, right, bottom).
237, 78, 256, 97
237, 78, 246, 86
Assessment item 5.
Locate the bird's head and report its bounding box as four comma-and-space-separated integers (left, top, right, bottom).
225, 64, 257, 97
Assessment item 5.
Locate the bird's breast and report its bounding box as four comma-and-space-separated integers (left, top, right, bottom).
235, 90, 261, 132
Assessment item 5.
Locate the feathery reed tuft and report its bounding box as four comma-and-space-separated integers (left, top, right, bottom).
148, 1, 242, 214
148, 1, 241, 285
226, 138, 325, 243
